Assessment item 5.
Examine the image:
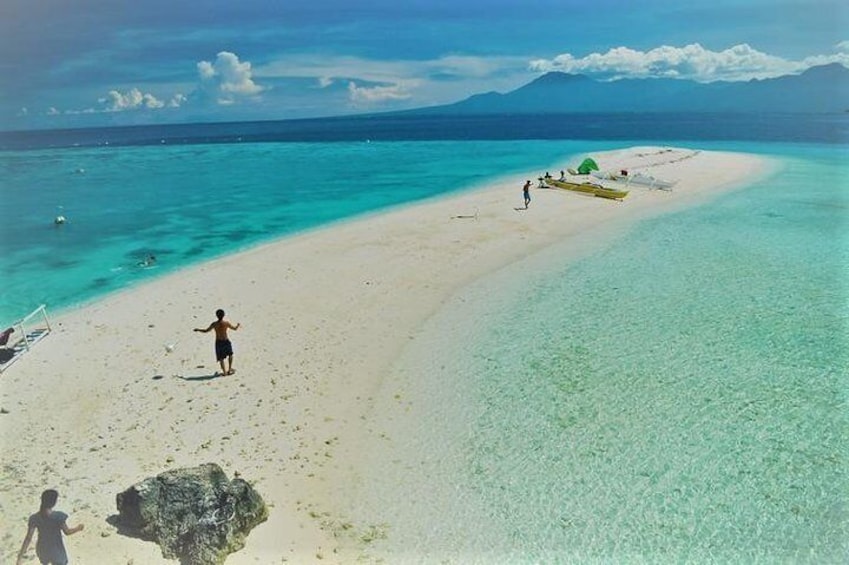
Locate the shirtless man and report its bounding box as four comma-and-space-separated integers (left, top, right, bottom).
194, 309, 241, 375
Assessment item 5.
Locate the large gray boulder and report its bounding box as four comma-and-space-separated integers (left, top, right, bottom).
116, 463, 268, 565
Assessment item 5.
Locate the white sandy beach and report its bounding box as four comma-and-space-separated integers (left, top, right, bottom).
0, 147, 773, 564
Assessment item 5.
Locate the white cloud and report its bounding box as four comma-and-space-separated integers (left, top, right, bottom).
529, 43, 849, 82
800, 52, 849, 68
99, 88, 167, 111
347, 81, 413, 105
59, 89, 185, 116
197, 51, 265, 105
169, 93, 188, 108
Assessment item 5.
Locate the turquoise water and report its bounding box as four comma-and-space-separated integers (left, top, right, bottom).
0, 139, 625, 321
349, 144, 849, 563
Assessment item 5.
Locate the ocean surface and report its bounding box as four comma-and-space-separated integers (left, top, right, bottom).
1, 114, 847, 561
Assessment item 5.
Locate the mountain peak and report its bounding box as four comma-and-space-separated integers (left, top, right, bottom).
799, 62, 849, 78
527, 72, 592, 86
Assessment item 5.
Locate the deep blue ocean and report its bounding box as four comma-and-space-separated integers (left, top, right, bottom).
1, 113, 847, 561
1, 112, 846, 151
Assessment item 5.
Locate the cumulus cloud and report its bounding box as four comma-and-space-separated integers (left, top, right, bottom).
100, 88, 164, 111
92, 52, 262, 113
197, 51, 265, 104
96, 88, 188, 112
529, 43, 849, 82
347, 81, 413, 105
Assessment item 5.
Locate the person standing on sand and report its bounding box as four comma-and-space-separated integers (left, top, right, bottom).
17, 489, 84, 565
523, 180, 532, 209
194, 308, 241, 375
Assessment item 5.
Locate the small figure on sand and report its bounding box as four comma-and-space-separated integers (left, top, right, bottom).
523, 180, 532, 209
17, 489, 84, 565
194, 309, 241, 376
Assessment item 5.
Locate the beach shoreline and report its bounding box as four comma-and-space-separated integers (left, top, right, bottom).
0, 147, 775, 564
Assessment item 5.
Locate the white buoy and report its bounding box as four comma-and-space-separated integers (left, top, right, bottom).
54, 215, 66, 224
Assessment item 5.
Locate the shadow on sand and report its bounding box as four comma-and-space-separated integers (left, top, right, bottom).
175, 373, 223, 382
105, 514, 148, 541
152, 373, 223, 382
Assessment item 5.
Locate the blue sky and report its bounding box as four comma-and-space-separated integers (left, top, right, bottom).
1, 0, 847, 130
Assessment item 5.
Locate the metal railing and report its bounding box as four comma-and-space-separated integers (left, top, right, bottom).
0, 304, 52, 373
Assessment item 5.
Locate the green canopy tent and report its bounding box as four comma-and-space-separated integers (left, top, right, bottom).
577, 158, 599, 175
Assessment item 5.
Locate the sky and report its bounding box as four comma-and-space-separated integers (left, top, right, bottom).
1, 0, 847, 131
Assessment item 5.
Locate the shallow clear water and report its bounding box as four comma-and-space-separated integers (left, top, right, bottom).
349, 144, 849, 563
0, 139, 624, 321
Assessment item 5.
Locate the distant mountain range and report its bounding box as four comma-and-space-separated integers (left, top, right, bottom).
404, 63, 849, 114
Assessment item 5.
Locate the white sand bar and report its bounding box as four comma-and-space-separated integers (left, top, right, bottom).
0, 147, 774, 563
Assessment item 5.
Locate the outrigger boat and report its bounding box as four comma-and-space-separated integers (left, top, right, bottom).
544, 178, 629, 201
592, 170, 675, 190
